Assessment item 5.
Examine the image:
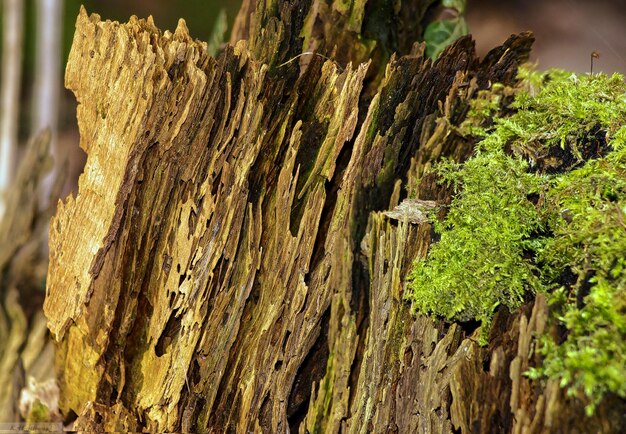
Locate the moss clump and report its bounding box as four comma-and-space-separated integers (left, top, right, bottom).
528, 125, 626, 415
407, 69, 626, 412
407, 142, 543, 342
26, 399, 52, 423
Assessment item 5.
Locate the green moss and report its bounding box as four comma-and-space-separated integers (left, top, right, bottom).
407, 144, 543, 344
407, 68, 626, 412
501, 71, 626, 164
26, 399, 51, 423
528, 124, 626, 415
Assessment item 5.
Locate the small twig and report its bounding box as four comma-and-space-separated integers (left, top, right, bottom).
277, 51, 344, 73
590, 51, 600, 75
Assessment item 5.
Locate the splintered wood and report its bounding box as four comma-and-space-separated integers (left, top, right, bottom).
44, 2, 625, 433
46, 6, 368, 431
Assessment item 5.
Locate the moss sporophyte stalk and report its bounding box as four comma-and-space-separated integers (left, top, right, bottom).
406, 68, 626, 414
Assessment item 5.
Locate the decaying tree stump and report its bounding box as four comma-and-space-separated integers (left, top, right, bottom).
43, 1, 626, 432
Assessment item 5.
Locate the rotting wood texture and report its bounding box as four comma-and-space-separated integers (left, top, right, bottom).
44, 1, 626, 433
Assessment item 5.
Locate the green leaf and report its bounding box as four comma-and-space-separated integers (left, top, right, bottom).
424, 17, 468, 59
443, 0, 467, 14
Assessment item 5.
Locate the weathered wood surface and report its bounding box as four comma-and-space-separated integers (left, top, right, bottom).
44, 1, 626, 433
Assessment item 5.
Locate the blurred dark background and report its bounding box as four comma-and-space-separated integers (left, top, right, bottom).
66, 0, 626, 75
1, 0, 625, 203
66, 0, 626, 74
467, 0, 626, 74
